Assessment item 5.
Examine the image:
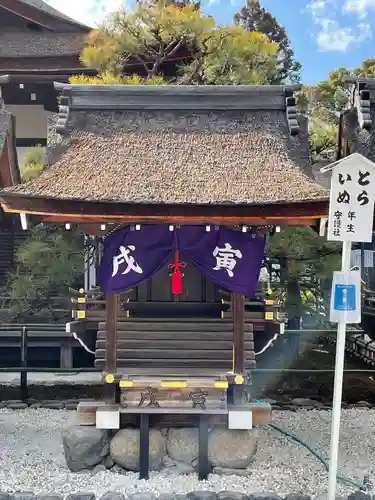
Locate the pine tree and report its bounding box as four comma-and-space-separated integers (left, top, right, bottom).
267, 227, 341, 328
77, 1, 279, 85
2, 225, 87, 322
234, 0, 301, 83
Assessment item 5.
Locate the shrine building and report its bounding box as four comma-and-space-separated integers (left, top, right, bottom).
0, 83, 329, 479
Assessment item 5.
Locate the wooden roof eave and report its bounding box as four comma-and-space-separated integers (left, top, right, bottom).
0, 0, 90, 32
0, 116, 21, 188
0, 70, 97, 85
0, 192, 329, 226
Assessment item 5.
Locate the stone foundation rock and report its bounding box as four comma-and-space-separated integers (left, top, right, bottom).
208, 429, 258, 469
62, 426, 258, 474
167, 428, 199, 465
110, 428, 165, 471
62, 426, 111, 472
166, 427, 258, 470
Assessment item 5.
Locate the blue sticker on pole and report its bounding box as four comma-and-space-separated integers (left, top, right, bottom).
333, 284, 356, 311
330, 271, 361, 324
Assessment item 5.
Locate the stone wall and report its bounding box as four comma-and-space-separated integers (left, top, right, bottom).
0, 490, 370, 500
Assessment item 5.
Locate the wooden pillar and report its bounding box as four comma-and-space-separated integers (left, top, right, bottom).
198, 415, 209, 480
104, 292, 119, 404
232, 292, 245, 374
139, 413, 150, 480
232, 292, 245, 406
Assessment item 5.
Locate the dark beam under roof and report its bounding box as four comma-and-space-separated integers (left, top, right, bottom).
0, 192, 329, 222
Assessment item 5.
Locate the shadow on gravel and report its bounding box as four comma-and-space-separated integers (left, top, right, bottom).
0, 384, 103, 402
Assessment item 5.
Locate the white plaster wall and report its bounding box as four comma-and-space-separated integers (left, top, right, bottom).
5, 104, 52, 139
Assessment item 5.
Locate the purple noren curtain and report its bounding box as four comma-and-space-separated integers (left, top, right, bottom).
98, 225, 265, 298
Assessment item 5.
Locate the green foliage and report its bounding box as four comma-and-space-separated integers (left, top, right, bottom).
2, 225, 85, 322
302, 59, 375, 162
69, 72, 168, 85
267, 227, 341, 323
78, 0, 279, 85
308, 121, 337, 163
268, 227, 341, 282
178, 26, 278, 85
80, 2, 216, 75
234, 0, 301, 83
301, 59, 375, 125
296, 85, 338, 163
355, 58, 375, 77
20, 145, 45, 182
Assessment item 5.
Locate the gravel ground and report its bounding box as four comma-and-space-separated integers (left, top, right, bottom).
0, 408, 374, 498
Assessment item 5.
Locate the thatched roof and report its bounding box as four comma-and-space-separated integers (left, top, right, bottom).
0, 33, 85, 58
4, 84, 328, 206
19, 0, 84, 24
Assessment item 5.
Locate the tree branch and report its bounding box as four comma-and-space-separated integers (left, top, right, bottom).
165, 38, 184, 58
134, 54, 153, 76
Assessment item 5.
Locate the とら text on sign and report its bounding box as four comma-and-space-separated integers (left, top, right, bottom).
327, 155, 375, 243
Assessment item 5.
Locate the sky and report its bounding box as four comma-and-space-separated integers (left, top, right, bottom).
46, 0, 375, 83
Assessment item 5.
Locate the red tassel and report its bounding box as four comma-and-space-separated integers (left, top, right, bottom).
171, 269, 184, 295
168, 243, 187, 296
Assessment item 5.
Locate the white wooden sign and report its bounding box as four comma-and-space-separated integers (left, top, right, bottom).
364, 250, 374, 268
327, 154, 375, 243
350, 249, 361, 268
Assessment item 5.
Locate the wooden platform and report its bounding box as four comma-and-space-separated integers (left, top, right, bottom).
77, 400, 272, 426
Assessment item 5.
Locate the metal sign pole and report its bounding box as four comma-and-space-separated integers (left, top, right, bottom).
327, 239, 352, 500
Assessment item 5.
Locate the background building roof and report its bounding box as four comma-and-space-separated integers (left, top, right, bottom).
0, 33, 85, 58
19, 0, 84, 24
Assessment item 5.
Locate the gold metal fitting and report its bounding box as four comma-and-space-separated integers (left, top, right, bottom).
119, 380, 134, 388
214, 381, 229, 389
160, 381, 187, 388
105, 373, 115, 384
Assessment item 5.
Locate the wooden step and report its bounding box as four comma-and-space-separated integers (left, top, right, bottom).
97, 367, 233, 376
96, 348, 255, 360
123, 302, 226, 311
95, 359, 256, 369
96, 340, 254, 350
98, 321, 253, 332
97, 331, 254, 341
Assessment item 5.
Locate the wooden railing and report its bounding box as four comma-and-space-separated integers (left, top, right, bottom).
67, 287, 284, 340
0, 323, 78, 369
69, 287, 133, 324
